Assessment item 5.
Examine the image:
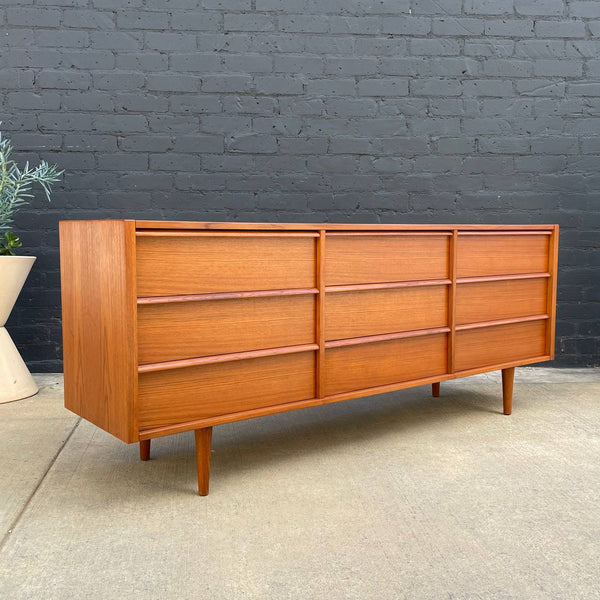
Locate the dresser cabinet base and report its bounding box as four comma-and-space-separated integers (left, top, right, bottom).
59, 220, 558, 497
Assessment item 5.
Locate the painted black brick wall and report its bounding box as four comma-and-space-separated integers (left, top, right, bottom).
1, 0, 599, 371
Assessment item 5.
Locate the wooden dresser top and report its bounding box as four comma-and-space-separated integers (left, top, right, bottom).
68, 219, 557, 232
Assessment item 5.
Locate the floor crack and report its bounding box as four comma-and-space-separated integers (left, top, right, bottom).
0, 417, 82, 552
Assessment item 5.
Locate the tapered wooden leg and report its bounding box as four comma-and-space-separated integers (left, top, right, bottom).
195, 427, 213, 496
502, 367, 515, 415
139, 439, 151, 461
432, 382, 440, 397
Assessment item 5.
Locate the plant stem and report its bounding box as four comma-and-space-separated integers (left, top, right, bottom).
0, 152, 7, 198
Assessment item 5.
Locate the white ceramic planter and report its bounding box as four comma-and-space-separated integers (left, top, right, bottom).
0, 256, 38, 403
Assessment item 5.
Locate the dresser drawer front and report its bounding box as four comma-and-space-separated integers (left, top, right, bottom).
457, 234, 549, 278
137, 235, 315, 296
324, 334, 447, 397
456, 278, 547, 326
138, 295, 316, 364
325, 285, 448, 341
138, 352, 316, 428
455, 320, 546, 372
325, 234, 449, 285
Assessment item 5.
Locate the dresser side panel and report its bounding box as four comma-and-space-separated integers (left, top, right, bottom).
547, 225, 560, 359
60, 220, 138, 443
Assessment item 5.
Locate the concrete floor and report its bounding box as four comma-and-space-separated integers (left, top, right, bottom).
1, 369, 599, 600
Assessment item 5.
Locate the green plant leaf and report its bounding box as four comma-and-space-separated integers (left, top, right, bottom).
0, 231, 21, 255
0, 124, 63, 237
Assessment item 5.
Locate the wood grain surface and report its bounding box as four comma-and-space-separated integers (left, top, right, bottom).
138, 294, 315, 364
546, 225, 560, 358
59, 220, 558, 458
324, 333, 448, 396
325, 285, 448, 341
456, 278, 548, 326
195, 427, 212, 496
137, 287, 318, 304
137, 234, 315, 296
457, 234, 549, 277
455, 319, 547, 372
134, 220, 555, 232
138, 351, 316, 428
59, 220, 138, 443
325, 234, 449, 285
138, 344, 318, 373
502, 367, 515, 415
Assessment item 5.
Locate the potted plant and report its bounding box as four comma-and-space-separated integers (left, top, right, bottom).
0, 127, 62, 403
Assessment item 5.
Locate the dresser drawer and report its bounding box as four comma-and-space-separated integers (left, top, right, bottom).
455, 320, 546, 372
138, 294, 316, 364
138, 351, 316, 429
325, 285, 448, 341
456, 278, 548, 326
325, 234, 449, 286
324, 333, 448, 397
457, 234, 549, 278
137, 234, 316, 296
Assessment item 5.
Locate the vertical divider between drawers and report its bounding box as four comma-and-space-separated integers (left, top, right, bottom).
316, 230, 326, 398
448, 229, 458, 374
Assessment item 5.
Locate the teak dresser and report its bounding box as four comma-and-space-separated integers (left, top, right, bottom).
59, 220, 559, 495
